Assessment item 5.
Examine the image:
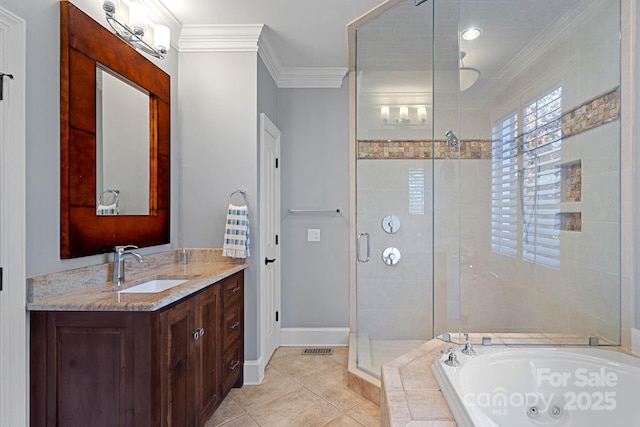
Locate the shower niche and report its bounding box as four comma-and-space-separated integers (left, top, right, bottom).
559, 160, 582, 232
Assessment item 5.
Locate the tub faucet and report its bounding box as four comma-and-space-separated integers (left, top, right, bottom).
462, 333, 476, 356
112, 245, 143, 285
442, 348, 460, 367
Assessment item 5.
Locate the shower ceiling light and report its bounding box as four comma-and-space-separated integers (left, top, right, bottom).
461, 27, 482, 41
460, 68, 480, 91
459, 51, 480, 91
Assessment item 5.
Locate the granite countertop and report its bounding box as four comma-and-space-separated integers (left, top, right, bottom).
27, 249, 247, 312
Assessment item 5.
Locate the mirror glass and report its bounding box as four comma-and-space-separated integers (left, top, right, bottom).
96, 66, 150, 215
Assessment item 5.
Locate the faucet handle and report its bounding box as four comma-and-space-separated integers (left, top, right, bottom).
115, 244, 138, 254
462, 333, 476, 356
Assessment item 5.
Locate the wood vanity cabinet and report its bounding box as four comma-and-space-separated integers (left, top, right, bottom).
30, 271, 244, 427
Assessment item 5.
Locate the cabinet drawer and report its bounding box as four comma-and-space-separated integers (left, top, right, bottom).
221, 274, 243, 308
222, 304, 242, 349
222, 340, 243, 394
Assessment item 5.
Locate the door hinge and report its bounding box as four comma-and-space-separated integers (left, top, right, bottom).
276, 311, 279, 322
275, 158, 279, 168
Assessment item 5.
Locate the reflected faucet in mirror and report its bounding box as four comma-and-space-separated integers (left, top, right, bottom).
112, 245, 143, 285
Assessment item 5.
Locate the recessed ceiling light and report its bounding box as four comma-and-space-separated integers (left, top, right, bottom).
462, 27, 482, 41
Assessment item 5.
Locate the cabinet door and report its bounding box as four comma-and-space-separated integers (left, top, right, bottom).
163, 298, 196, 427
30, 311, 152, 427
194, 285, 220, 424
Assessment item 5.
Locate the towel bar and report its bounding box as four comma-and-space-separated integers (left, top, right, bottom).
288, 209, 341, 214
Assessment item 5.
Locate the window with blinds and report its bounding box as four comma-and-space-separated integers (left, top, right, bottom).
408, 168, 425, 215
522, 87, 562, 268
491, 113, 519, 257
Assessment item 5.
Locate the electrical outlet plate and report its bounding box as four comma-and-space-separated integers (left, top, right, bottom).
307, 229, 321, 242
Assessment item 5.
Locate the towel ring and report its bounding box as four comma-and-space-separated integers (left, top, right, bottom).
228, 189, 248, 206
98, 189, 119, 207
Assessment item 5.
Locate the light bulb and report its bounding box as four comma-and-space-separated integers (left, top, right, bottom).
399, 107, 409, 122
129, 2, 148, 36
417, 107, 427, 122
154, 24, 171, 53
380, 106, 390, 122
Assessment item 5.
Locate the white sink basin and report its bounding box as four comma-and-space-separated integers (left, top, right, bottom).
119, 279, 189, 293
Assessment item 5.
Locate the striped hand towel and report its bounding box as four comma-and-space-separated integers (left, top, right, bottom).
222, 204, 250, 258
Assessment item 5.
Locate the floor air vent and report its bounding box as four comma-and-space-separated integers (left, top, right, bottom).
302, 347, 333, 355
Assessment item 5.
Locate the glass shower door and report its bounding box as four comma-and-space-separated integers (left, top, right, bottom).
354, 0, 436, 377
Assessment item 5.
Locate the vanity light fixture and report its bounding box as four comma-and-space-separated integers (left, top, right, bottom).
380, 106, 429, 125
101, 0, 170, 59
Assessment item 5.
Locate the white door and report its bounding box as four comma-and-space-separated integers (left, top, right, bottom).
259, 113, 281, 366
0, 6, 26, 427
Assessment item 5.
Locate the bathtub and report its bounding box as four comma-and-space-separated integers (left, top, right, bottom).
431, 346, 640, 427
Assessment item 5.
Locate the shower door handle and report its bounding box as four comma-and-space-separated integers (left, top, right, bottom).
357, 232, 370, 263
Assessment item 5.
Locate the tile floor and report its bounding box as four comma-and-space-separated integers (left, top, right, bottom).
205, 346, 381, 427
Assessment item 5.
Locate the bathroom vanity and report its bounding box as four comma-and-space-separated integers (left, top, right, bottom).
28, 251, 245, 427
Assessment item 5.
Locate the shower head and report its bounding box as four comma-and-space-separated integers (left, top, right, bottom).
445, 130, 459, 147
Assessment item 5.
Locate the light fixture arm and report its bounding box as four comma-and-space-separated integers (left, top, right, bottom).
102, 2, 167, 59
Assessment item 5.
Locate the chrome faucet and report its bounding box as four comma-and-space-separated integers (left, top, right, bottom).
112, 245, 143, 285
442, 348, 460, 367
462, 333, 476, 356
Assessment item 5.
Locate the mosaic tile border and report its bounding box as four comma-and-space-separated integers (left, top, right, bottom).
358, 139, 492, 160
358, 87, 620, 160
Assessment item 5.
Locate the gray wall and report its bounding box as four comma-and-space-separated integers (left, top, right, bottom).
279, 82, 350, 328
4, 0, 179, 277
178, 50, 261, 359
257, 58, 279, 129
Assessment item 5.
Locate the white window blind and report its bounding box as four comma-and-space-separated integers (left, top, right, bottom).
491, 113, 519, 257
408, 168, 425, 215
522, 87, 562, 268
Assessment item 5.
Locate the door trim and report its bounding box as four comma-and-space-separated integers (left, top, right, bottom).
0, 5, 26, 427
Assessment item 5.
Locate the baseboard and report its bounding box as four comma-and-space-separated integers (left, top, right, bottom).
280, 327, 350, 346
632, 328, 640, 356
242, 356, 265, 386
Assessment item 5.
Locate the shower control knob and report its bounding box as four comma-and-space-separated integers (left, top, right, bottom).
382, 247, 401, 266
382, 215, 400, 234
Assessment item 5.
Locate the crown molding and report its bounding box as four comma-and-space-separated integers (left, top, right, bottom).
178, 24, 345, 88
179, 24, 264, 52
275, 67, 347, 89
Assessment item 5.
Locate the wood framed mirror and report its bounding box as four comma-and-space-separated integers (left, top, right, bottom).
60, 0, 170, 258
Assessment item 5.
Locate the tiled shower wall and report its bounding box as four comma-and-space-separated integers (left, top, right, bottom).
356, 88, 621, 342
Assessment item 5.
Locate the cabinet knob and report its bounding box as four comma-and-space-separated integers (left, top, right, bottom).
229, 359, 240, 371
229, 286, 240, 294
192, 327, 205, 341
230, 321, 240, 330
